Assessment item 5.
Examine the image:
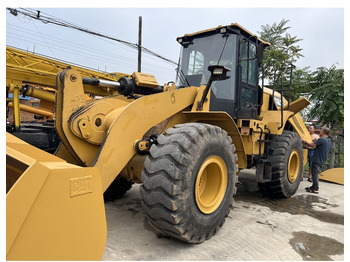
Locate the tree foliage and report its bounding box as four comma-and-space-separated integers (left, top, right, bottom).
290, 66, 312, 100
309, 65, 344, 169
308, 65, 344, 128
258, 19, 303, 84
258, 20, 344, 169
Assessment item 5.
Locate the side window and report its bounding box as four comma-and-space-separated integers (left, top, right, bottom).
240, 40, 258, 110
240, 41, 258, 85
187, 51, 204, 75
240, 43, 248, 83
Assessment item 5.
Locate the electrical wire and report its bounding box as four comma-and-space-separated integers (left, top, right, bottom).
6, 24, 176, 75
7, 8, 178, 66
31, 20, 56, 57
6, 25, 138, 64
6, 34, 175, 77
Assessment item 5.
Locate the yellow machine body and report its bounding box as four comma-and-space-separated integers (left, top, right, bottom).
52, 68, 310, 187
6, 23, 313, 260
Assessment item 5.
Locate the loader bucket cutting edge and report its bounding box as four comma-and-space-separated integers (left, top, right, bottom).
6, 132, 107, 260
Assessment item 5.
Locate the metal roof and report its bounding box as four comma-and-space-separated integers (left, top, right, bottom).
177, 23, 270, 46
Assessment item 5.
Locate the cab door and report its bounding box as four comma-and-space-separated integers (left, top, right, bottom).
237, 39, 260, 119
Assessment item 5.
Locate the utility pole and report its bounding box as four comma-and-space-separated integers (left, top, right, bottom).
138, 16, 142, 72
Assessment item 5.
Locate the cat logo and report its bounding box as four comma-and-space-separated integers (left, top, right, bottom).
70, 176, 93, 197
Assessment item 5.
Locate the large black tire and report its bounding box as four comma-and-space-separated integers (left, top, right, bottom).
103, 177, 133, 202
140, 123, 238, 243
258, 130, 303, 198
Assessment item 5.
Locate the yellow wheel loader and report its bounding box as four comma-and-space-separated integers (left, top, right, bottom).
6, 23, 311, 260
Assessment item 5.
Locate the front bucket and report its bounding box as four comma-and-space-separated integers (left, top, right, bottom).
6, 132, 107, 260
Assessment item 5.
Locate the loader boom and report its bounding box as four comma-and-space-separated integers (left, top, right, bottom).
55, 68, 199, 191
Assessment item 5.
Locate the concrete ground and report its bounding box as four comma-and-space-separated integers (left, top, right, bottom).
102, 169, 344, 261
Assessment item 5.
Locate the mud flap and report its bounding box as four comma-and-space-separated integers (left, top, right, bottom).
256, 160, 272, 183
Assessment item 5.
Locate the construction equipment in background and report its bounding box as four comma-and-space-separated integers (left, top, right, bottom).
320, 168, 344, 185
6, 46, 130, 128
7, 23, 312, 260
6, 46, 130, 151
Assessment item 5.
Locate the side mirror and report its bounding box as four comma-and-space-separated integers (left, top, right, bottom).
257, 43, 264, 66
207, 65, 231, 81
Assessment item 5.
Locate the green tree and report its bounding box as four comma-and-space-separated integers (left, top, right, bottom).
309, 65, 344, 128
290, 66, 312, 101
309, 64, 344, 168
258, 19, 304, 84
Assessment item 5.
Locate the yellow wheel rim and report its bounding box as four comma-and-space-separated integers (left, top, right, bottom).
288, 149, 300, 183
195, 155, 227, 214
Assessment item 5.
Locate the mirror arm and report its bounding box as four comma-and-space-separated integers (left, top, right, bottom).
197, 78, 213, 111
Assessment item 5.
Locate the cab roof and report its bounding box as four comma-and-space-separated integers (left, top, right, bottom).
177, 23, 270, 46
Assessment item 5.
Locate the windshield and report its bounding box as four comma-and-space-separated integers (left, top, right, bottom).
177, 33, 237, 100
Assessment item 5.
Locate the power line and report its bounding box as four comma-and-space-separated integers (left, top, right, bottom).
31, 20, 56, 57
7, 8, 178, 66
6, 34, 176, 77
6, 29, 176, 75
7, 23, 176, 72
7, 24, 138, 64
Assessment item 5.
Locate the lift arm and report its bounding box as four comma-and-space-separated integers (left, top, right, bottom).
55, 69, 199, 191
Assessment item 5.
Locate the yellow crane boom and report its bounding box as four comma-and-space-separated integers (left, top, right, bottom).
6, 46, 129, 130
6, 45, 128, 88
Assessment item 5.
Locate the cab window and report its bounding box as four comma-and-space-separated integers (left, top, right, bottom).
188, 51, 204, 75
240, 41, 258, 110
240, 41, 258, 85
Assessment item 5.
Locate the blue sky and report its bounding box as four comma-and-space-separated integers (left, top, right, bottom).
5, 8, 344, 85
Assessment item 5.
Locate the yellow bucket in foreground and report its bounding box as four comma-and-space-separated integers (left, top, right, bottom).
6, 133, 107, 260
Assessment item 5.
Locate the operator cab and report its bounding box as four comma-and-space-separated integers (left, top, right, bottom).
176, 23, 270, 119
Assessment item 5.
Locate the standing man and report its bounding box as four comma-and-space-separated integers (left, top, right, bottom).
301, 126, 331, 194
302, 125, 319, 181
